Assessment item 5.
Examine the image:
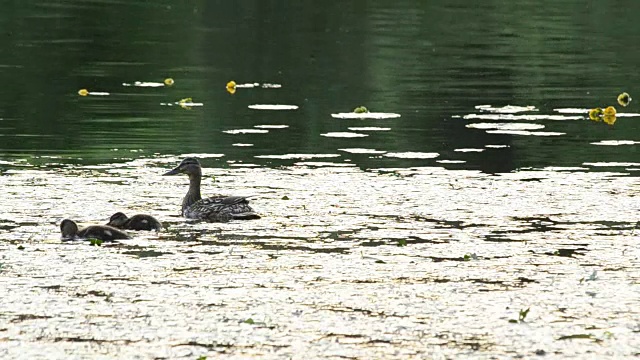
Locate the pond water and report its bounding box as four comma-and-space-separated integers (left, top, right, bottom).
1, 1, 640, 359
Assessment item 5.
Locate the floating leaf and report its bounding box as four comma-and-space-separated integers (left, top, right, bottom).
320, 132, 368, 138
222, 129, 269, 134
383, 152, 439, 159
248, 104, 298, 110
255, 153, 340, 160
123, 81, 166, 87
463, 253, 478, 261
254, 125, 289, 129
331, 112, 401, 119
347, 127, 391, 131
475, 105, 538, 113
338, 148, 387, 154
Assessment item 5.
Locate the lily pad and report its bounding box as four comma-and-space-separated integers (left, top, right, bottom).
338, 148, 387, 154
331, 112, 401, 119
320, 132, 368, 138
248, 104, 298, 110
255, 154, 341, 160
383, 152, 439, 159
475, 105, 538, 113
222, 129, 269, 134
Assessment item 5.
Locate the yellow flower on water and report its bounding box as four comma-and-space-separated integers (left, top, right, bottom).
604, 106, 616, 116
617, 92, 631, 107
588, 107, 603, 121
178, 97, 193, 110
78, 89, 89, 96
226, 80, 237, 95
164, 78, 175, 86
603, 115, 617, 126
353, 106, 369, 114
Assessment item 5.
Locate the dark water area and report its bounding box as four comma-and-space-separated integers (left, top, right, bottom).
1, 0, 640, 173
2, 2, 640, 359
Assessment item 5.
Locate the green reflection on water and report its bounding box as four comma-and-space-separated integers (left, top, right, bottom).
1, 1, 639, 171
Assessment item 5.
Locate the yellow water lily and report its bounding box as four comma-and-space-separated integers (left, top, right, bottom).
353, 106, 369, 114
588, 107, 602, 121
178, 97, 193, 110
226, 80, 236, 95
603, 115, 617, 125
604, 106, 616, 116
617, 92, 631, 107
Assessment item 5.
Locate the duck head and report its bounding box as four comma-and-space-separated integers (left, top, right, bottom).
107, 212, 128, 228
163, 158, 202, 178
60, 219, 79, 238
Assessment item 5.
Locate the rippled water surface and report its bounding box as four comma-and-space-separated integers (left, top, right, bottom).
2, 0, 640, 359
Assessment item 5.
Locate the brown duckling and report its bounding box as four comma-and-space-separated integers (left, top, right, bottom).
107, 212, 162, 231
60, 219, 131, 241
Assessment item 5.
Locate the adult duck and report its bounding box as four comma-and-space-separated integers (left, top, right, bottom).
163, 157, 260, 222
60, 219, 131, 241
107, 212, 163, 231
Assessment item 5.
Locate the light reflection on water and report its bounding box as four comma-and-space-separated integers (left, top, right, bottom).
2, 0, 640, 358
1, 157, 640, 358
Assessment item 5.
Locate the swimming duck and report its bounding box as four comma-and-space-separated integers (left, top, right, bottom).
163, 157, 260, 222
107, 212, 163, 231
60, 219, 131, 241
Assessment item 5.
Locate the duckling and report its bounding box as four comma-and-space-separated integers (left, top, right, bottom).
60, 219, 131, 241
107, 212, 162, 231
163, 158, 260, 222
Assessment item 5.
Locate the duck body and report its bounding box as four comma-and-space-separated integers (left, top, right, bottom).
60, 219, 131, 241
183, 195, 260, 222
164, 158, 260, 222
107, 212, 163, 231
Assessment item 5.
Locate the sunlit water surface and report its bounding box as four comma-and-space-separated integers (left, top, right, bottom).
1, 156, 640, 359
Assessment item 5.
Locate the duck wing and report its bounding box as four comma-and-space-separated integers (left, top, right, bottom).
186, 195, 260, 222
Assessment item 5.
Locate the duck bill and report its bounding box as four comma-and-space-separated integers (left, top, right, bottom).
163, 167, 181, 176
